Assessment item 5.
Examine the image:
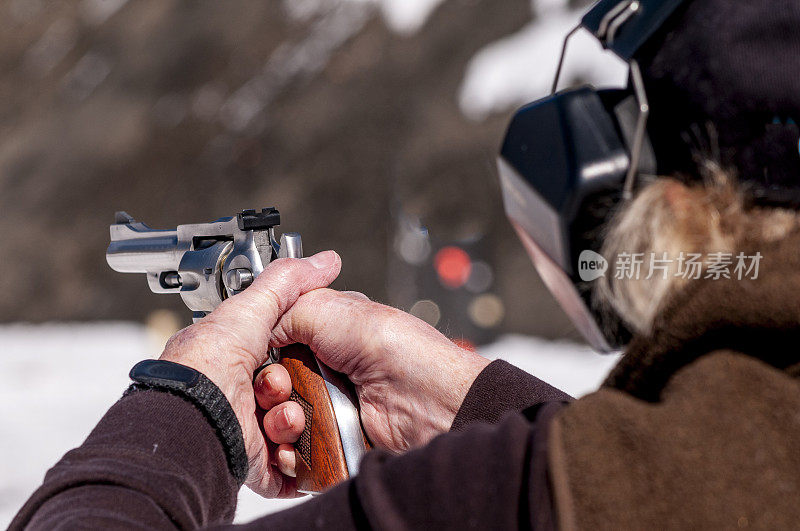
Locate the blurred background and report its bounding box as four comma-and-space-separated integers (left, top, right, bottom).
0, 0, 627, 524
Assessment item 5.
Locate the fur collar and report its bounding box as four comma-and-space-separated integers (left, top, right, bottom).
604, 229, 800, 401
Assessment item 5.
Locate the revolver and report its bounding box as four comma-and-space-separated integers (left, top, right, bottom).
106, 208, 368, 494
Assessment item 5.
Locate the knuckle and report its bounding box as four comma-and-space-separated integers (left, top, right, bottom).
162, 323, 212, 355
375, 304, 403, 328
247, 257, 309, 312
303, 287, 337, 304
284, 288, 336, 326
318, 288, 371, 313
192, 319, 234, 348
262, 285, 286, 313
166, 318, 259, 364
369, 304, 407, 348
249, 282, 288, 316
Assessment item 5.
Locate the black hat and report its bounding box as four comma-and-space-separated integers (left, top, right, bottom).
637, 0, 800, 199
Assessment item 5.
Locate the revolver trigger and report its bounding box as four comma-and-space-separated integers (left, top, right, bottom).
277, 233, 303, 259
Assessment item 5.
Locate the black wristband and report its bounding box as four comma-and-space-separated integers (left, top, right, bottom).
124, 359, 249, 485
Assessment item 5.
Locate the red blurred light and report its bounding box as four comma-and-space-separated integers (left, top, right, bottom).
434, 246, 472, 289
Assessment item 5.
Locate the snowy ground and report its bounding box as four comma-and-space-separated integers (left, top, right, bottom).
0, 323, 619, 526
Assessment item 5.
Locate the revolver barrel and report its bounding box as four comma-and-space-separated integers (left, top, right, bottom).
107, 226, 181, 274
105, 209, 280, 311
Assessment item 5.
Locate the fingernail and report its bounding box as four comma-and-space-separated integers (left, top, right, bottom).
264, 373, 280, 396
307, 250, 336, 269
277, 448, 297, 477
281, 408, 294, 430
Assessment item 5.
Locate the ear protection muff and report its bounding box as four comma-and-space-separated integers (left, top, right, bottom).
498, 0, 689, 352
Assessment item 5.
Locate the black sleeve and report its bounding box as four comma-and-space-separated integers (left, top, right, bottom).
12, 360, 569, 531
222, 360, 570, 530
223, 402, 565, 531
451, 359, 573, 431
10, 390, 239, 530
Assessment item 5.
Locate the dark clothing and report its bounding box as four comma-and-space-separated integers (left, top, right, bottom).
17, 235, 800, 529
12, 361, 570, 530
16, 391, 240, 530
451, 359, 572, 432
640, 0, 800, 197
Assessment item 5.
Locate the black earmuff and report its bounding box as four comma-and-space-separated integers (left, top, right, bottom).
498, 0, 689, 352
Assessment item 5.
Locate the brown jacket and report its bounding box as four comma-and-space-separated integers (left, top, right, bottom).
550, 236, 800, 529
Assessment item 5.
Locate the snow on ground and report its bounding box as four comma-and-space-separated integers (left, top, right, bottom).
0, 323, 619, 526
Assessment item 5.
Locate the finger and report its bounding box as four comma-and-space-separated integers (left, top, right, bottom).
245, 440, 301, 499
254, 363, 293, 410
276, 444, 297, 477
271, 288, 396, 374
206, 251, 341, 366
275, 473, 302, 499
272, 288, 455, 378
263, 401, 305, 444
216, 250, 341, 324
272, 288, 377, 350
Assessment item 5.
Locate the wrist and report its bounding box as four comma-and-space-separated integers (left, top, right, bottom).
159, 352, 256, 437
159, 319, 263, 408
412, 348, 490, 445
441, 350, 491, 419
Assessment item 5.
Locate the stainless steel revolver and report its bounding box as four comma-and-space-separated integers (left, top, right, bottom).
106, 208, 368, 494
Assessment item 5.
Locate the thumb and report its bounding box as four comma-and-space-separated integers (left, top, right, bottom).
206, 250, 341, 364
271, 288, 389, 378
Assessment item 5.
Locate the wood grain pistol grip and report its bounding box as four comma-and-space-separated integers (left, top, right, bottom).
278, 344, 369, 494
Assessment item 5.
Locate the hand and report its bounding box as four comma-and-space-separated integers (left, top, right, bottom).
159, 251, 341, 498
262, 289, 491, 465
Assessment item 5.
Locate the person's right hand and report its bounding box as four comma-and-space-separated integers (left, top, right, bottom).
256, 288, 490, 476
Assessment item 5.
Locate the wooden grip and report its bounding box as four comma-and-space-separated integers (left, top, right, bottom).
278, 344, 352, 494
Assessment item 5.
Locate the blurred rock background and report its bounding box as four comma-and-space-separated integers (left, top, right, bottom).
0, 0, 626, 343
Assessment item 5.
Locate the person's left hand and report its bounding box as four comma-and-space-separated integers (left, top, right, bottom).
159, 250, 341, 498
